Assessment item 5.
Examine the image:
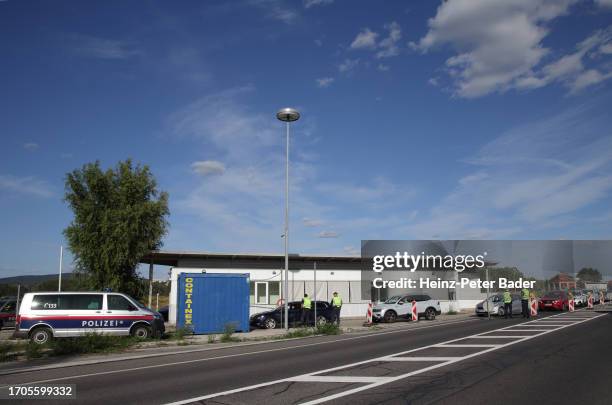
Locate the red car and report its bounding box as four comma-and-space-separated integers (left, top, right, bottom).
0, 298, 18, 328
539, 291, 568, 311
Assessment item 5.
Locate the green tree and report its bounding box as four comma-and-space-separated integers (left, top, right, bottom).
63, 160, 169, 297
577, 267, 602, 283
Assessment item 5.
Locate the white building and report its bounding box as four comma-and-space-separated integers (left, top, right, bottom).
141, 251, 486, 325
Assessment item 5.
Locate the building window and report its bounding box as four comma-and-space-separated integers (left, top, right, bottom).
249, 281, 281, 305
255, 282, 268, 305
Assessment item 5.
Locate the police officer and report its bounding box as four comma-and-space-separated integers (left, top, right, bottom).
503, 289, 512, 319
330, 292, 342, 326
521, 287, 530, 318
301, 293, 312, 326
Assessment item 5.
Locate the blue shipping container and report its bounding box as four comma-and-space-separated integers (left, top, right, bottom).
177, 273, 250, 334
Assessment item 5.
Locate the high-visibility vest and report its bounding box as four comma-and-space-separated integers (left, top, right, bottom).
503, 291, 512, 304
332, 296, 342, 307
521, 288, 529, 300
303, 297, 312, 309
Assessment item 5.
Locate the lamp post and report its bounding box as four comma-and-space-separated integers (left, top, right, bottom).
276, 107, 300, 330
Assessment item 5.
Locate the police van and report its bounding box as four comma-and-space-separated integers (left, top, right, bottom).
14, 292, 165, 344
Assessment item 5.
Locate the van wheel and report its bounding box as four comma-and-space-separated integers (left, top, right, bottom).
131, 325, 151, 339
30, 327, 52, 345
316, 315, 328, 327
384, 310, 397, 323
425, 308, 436, 320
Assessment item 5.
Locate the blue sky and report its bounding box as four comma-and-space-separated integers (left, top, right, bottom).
1, 0, 612, 279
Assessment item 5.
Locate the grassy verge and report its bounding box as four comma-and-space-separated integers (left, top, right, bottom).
1, 333, 149, 362
274, 323, 341, 340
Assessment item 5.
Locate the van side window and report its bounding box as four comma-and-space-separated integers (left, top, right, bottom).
31, 295, 102, 310
31, 295, 59, 310
108, 295, 135, 311
68, 295, 103, 310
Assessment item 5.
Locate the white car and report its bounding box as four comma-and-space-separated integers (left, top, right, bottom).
475, 293, 522, 317
372, 294, 441, 322
571, 291, 586, 307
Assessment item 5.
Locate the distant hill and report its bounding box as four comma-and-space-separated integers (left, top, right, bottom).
0, 273, 73, 287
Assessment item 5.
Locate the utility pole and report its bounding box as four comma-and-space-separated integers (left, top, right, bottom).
58, 245, 63, 292
313, 261, 317, 326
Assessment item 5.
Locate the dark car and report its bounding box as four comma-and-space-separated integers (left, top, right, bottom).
0, 298, 18, 329
250, 301, 334, 329
158, 305, 169, 322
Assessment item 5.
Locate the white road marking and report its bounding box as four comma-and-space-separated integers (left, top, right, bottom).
379, 357, 458, 362
287, 376, 386, 383
162, 310, 605, 405
469, 335, 531, 338
499, 329, 550, 332
434, 343, 500, 347
0, 318, 479, 385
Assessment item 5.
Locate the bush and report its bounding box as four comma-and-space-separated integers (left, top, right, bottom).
25, 342, 45, 359
207, 334, 216, 344
220, 323, 240, 343
278, 327, 313, 339
171, 326, 193, 341
50, 333, 137, 356
446, 310, 458, 315
316, 323, 341, 335
0, 342, 26, 362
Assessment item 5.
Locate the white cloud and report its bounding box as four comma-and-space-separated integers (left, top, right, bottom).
316, 77, 334, 87
23, 142, 38, 151
168, 85, 278, 160
349, 22, 402, 59
303, 218, 323, 227
338, 58, 359, 73
250, 0, 298, 24
516, 27, 612, 93
377, 64, 390, 71
304, 0, 333, 9
0, 175, 55, 198
350, 28, 379, 50
191, 160, 226, 176
569, 69, 612, 93
403, 102, 612, 238
70, 34, 141, 59
343, 246, 359, 255
415, 0, 580, 98
376, 22, 401, 58
318, 230, 339, 238
595, 0, 612, 8
428, 77, 439, 86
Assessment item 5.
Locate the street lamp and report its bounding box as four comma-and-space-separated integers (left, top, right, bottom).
276, 107, 300, 330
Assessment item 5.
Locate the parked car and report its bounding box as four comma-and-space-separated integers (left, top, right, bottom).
570, 290, 586, 307
538, 291, 568, 311
158, 305, 169, 322
475, 293, 522, 317
250, 300, 333, 329
14, 292, 165, 344
0, 298, 18, 329
372, 294, 441, 323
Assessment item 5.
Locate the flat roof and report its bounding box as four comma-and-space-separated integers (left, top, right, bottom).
140, 250, 361, 267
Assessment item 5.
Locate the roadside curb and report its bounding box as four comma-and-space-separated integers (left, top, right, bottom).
0, 316, 475, 376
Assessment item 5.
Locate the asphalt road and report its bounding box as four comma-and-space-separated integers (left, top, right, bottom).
0, 311, 609, 405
